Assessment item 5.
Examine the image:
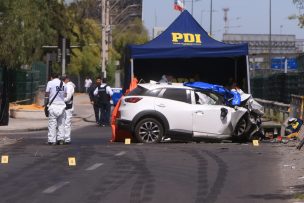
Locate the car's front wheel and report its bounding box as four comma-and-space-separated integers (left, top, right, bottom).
134, 118, 164, 143
233, 116, 248, 141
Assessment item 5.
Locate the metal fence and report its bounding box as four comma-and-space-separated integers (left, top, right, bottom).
6, 62, 47, 104
251, 72, 304, 104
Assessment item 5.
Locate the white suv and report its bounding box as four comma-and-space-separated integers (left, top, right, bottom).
117, 82, 253, 143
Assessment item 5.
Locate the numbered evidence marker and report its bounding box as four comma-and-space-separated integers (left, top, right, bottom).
68, 157, 76, 166
124, 138, 131, 145
252, 140, 259, 146
1, 155, 9, 164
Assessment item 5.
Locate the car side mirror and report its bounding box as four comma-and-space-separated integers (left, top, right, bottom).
221, 108, 228, 119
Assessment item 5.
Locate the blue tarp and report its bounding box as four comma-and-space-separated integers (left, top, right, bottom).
129, 10, 248, 59
184, 82, 241, 106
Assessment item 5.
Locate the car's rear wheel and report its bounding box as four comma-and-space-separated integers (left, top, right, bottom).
134, 118, 164, 143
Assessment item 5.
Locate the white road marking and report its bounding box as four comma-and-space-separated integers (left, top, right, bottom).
86, 163, 104, 171
43, 181, 70, 194
115, 151, 126, 156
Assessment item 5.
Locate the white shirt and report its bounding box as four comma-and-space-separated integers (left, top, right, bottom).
93, 84, 113, 97
84, 79, 92, 88
64, 81, 76, 104
46, 78, 67, 103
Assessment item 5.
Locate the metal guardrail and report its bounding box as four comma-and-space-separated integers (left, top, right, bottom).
255, 98, 290, 123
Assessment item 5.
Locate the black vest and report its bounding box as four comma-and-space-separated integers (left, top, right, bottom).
97, 85, 110, 104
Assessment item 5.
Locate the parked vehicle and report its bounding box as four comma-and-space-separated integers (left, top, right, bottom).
116, 81, 264, 143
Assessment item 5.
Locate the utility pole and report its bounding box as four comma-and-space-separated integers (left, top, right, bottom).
191, 0, 194, 15
269, 0, 272, 69
101, 0, 106, 78
223, 7, 229, 34
62, 37, 66, 75
106, 0, 110, 68
210, 0, 213, 36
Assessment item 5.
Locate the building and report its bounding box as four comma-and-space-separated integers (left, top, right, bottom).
223, 33, 302, 70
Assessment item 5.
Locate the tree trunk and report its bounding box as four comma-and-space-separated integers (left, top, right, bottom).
0, 66, 9, 126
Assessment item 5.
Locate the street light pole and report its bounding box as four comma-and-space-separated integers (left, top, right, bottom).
101, 0, 106, 78
61, 37, 66, 75
268, 0, 272, 69
210, 0, 213, 36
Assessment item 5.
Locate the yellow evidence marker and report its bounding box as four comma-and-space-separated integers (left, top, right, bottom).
1, 155, 9, 164
125, 138, 131, 145
68, 157, 76, 166
252, 140, 259, 146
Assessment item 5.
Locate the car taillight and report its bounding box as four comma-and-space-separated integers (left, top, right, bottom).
125, 97, 142, 103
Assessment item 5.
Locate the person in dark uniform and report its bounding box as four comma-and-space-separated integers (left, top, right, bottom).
93, 78, 113, 126
88, 77, 102, 125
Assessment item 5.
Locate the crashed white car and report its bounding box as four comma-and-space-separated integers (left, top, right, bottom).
117, 82, 263, 143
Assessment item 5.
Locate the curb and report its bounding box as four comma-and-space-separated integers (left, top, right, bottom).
0, 115, 94, 134
0, 126, 48, 134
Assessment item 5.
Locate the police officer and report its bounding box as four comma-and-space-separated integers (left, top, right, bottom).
89, 77, 102, 125
93, 78, 113, 126
45, 72, 67, 145
63, 75, 75, 144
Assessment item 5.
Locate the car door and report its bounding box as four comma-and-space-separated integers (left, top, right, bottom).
154, 88, 193, 132
192, 91, 234, 136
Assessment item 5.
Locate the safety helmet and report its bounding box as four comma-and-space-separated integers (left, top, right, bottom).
288, 118, 297, 124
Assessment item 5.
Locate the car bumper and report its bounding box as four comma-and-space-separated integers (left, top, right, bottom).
116, 119, 132, 131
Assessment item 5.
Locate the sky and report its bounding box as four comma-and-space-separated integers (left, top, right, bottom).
142, 0, 304, 40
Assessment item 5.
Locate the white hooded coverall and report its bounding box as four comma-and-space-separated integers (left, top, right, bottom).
64, 81, 75, 143
46, 78, 67, 143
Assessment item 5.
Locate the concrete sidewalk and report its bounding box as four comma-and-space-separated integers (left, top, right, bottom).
0, 93, 95, 134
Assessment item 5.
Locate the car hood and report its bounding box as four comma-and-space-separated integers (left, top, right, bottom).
184, 82, 241, 106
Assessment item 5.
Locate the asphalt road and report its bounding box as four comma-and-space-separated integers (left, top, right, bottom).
0, 124, 290, 203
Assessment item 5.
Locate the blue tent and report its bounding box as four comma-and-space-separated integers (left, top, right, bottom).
125, 10, 250, 92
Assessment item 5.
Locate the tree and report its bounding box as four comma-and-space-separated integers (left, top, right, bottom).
111, 18, 149, 84
0, 0, 69, 69
66, 1, 102, 84
291, 0, 304, 28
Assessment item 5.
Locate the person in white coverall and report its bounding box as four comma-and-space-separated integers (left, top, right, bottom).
63, 75, 75, 144
45, 73, 67, 145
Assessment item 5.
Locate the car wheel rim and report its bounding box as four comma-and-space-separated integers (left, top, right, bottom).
139, 121, 160, 143
237, 119, 246, 136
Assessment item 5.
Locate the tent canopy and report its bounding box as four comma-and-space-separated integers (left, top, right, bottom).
129, 10, 248, 59
124, 10, 249, 92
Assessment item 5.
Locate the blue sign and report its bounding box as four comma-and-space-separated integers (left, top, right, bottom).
271, 58, 298, 70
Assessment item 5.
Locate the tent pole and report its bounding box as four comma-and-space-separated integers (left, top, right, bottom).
234, 58, 237, 82
246, 55, 251, 94
130, 58, 134, 81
